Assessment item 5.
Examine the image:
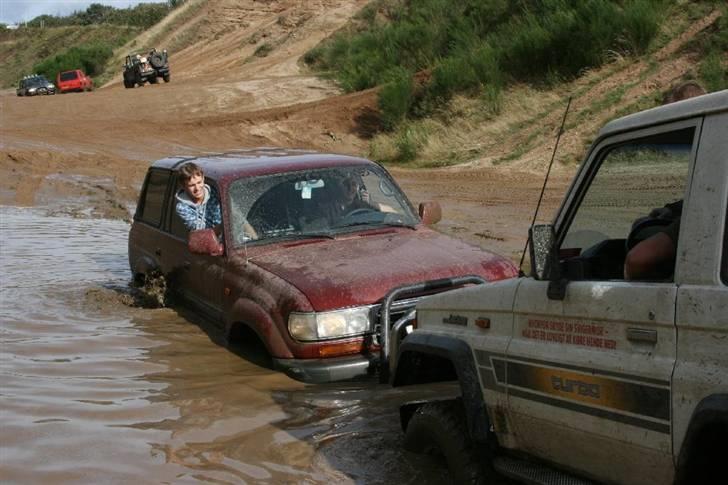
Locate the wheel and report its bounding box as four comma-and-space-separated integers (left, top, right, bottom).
163, 73, 170, 83
124, 79, 133, 88
149, 75, 158, 84
404, 400, 487, 484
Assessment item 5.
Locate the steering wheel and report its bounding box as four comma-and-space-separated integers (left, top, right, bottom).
626, 217, 673, 251
343, 208, 377, 219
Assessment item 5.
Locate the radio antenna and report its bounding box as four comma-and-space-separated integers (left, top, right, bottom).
517, 96, 572, 275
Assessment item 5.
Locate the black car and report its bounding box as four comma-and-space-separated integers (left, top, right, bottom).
17, 75, 56, 96
123, 48, 170, 88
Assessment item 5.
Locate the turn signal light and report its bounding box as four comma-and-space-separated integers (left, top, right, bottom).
317, 341, 364, 357
475, 317, 491, 329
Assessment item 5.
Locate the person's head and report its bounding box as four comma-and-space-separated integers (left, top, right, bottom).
340, 176, 359, 204
178, 162, 205, 204
662, 81, 706, 105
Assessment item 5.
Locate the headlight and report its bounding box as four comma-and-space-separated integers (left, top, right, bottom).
28, 88, 37, 93
288, 306, 372, 341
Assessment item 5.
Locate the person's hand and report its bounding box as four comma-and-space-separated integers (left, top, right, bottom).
359, 188, 370, 203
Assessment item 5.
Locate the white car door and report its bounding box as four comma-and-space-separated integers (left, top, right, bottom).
504, 119, 701, 484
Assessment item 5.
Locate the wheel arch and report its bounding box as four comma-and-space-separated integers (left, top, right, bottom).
675, 393, 728, 484
393, 333, 491, 446
227, 298, 293, 359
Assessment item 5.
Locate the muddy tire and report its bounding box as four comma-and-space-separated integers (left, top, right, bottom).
404, 400, 486, 484
149, 75, 158, 84
163, 73, 171, 83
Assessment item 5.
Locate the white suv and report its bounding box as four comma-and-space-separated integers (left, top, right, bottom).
388, 90, 728, 484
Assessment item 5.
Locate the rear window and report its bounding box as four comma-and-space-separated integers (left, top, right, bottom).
60, 71, 78, 81
137, 170, 170, 227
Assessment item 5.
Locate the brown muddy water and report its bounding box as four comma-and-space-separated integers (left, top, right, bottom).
0, 207, 464, 484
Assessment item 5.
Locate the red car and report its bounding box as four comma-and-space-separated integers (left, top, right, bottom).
128, 149, 518, 382
56, 69, 94, 93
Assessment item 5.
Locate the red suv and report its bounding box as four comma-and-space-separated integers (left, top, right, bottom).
128, 149, 518, 382
56, 69, 94, 93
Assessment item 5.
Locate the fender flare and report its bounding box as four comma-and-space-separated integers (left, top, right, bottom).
227, 298, 293, 359
393, 332, 490, 445
130, 254, 159, 279
675, 393, 728, 483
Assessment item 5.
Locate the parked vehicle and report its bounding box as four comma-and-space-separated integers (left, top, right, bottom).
123, 48, 169, 88
128, 149, 518, 383
56, 69, 93, 93
385, 90, 728, 484
16, 75, 56, 96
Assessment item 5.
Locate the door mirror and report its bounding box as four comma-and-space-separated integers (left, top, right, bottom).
419, 201, 442, 225
529, 224, 559, 281
188, 229, 223, 256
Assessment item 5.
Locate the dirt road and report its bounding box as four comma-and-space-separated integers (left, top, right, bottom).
0, 0, 574, 262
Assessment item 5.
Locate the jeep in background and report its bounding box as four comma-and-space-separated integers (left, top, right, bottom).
128, 149, 518, 383
56, 69, 93, 93
123, 49, 169, 88
386, 90, 728, 484
16, 75, 56, 96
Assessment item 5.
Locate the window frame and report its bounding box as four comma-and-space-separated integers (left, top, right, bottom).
134, 168, 172, 228
552, 119, 701, 282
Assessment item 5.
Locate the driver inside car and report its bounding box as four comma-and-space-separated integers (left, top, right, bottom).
320, 174, 378, 224
624, 200, 682, 280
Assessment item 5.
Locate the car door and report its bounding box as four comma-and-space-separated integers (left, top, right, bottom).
505, 119, 701, 484
162, 176, 225, 326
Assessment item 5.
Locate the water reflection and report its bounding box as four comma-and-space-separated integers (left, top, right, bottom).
0, 207, 452, 484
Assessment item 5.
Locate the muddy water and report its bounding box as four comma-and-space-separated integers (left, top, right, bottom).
1, 207, 458, 484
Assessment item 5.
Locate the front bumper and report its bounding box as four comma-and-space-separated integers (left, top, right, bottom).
273, 352, 378, 383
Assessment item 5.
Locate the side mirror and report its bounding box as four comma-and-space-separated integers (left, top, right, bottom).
419, 201, 442, 225
529, 224, 560, 281
188, 229, 223, 256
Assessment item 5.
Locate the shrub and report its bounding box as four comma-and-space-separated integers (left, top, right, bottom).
378, 67, 415, 130
699, 50, 727, 92
33, 42, 113, 80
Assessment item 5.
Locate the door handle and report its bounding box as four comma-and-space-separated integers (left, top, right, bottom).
627, 328, 657, 344
154, 248, 162, 256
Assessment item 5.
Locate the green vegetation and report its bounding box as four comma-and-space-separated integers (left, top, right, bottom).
308, 0, 724, 165
307, 0, 668, 129
24, 2, 177, 30
33, 43, 114, 80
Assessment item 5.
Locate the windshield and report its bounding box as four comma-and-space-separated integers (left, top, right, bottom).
227, 165, 418, 246
60, 71, 78, 81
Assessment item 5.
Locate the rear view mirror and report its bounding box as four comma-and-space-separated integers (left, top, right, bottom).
529, 224, 559, 281
188, 229, 223, 256
419, 201, 442, 225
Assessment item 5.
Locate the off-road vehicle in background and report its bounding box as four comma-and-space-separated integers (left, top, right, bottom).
123, 49, 169, 88
384, 90, 728, 484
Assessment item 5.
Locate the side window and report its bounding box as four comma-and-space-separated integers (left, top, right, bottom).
168, 179, 222, 238
559, 128, 694, 281
137, 170, 170, 227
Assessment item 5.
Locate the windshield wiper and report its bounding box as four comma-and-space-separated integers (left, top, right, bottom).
336, 221, 417, 230
296, 231, 336, 239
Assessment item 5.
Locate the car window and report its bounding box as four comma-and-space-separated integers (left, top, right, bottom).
559, 127, 694, 281
227, 165, 418, 247
60, 71, 78, 81
137, 170, 170, 227
167, 179, 221, 238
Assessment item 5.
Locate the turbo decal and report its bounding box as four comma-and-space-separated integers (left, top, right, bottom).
473, 350, 671, 433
